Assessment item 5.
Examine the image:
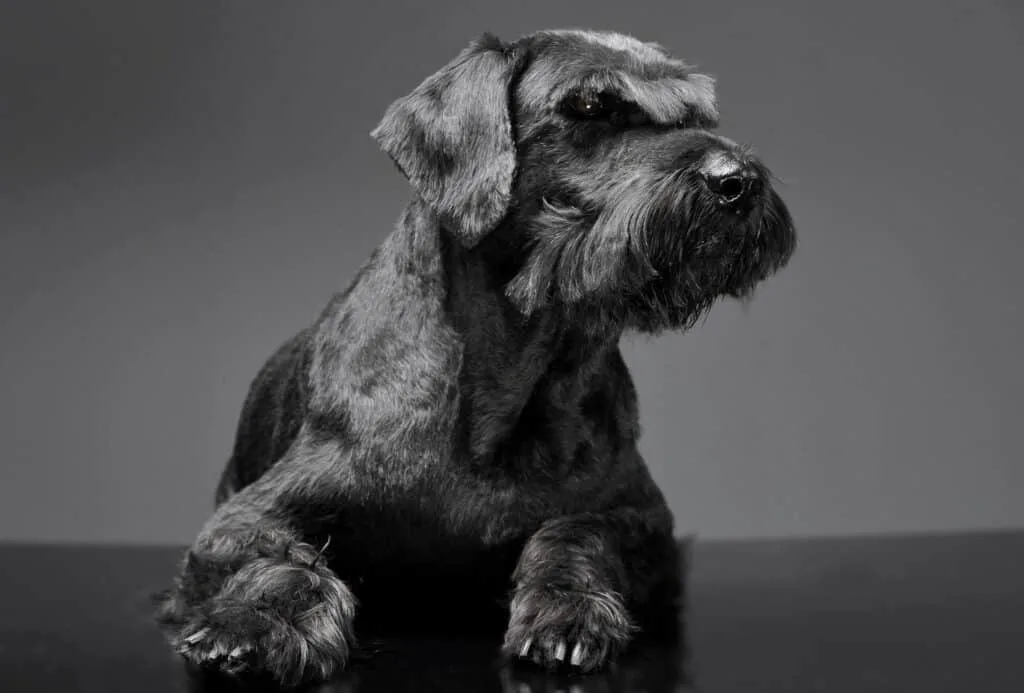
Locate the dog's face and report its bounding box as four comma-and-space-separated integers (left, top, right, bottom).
372, 30, 796, 333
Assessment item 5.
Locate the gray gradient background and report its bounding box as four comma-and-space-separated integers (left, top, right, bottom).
2, 0, 1022, 545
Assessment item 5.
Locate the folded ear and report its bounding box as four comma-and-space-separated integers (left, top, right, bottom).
371, 34, 523, 247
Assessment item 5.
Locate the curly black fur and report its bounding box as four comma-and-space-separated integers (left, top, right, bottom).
154, 27, 795, 687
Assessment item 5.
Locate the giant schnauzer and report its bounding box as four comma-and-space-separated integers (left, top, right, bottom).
155, 28, 796, 687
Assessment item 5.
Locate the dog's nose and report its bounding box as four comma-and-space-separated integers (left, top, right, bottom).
700, 151, 758, 206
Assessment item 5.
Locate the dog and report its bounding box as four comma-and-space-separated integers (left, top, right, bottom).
154, 28, 796, 687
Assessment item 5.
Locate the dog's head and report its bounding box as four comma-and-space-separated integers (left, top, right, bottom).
372, 29, 796, 332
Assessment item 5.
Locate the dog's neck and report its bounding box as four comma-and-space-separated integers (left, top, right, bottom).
321, 199, 629, 471
427, 208, 623, 467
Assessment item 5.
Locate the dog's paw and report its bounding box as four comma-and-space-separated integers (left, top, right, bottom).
171, 559, 357, 687
176, 622, 256, 676
502, 586, 636, 672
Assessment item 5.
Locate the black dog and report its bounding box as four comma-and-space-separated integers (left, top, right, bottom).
155, 28, 796, 687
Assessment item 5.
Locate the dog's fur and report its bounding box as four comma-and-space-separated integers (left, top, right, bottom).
154, 28, 796, 686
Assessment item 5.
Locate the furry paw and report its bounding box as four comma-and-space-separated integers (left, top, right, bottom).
170, 558, 357, 686
502, 586, 636, 672
176, 622, 256, 676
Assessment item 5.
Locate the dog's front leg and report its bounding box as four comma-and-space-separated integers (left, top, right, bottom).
154, 454, 357, 686
502, 506, 679, 671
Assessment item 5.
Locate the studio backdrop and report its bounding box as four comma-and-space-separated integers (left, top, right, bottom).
1, 0, 1021, 544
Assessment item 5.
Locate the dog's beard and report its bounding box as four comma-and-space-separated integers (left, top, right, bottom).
504, 171, 688, 315
504, 171, 795, 331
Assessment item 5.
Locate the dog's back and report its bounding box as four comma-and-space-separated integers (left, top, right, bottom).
213, 327, 314, 505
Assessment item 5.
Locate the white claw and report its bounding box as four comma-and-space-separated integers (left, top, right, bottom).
570, 642, 585, 666
184, 628, 208, 644
520, 638, 533, 658
554, 641, 567, 661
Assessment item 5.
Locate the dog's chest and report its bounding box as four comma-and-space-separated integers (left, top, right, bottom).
341, 438, 621, 551
428, 443, 624, 547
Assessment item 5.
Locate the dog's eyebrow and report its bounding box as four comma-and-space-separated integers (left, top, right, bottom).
616, 73, 719, 126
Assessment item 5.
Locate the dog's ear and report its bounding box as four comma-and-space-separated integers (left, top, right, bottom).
371, 34, 523, 248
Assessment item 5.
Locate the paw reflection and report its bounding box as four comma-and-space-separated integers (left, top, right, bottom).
499, 637, 690, 693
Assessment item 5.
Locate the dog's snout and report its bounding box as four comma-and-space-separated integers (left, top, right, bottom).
700, 151, 759, 206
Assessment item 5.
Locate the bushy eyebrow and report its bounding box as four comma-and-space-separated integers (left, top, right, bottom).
617, 73, 719, 126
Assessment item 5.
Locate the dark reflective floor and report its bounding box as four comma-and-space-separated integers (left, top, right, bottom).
2, 532, 1023, 693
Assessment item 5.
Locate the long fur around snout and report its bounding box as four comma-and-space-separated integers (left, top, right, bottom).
154, 27, 795, 687
506, 159, 793, 331
506, 172, 684, 314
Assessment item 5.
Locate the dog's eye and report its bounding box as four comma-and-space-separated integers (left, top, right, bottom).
568, 92, 608, 118
564, 92, 653, 129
